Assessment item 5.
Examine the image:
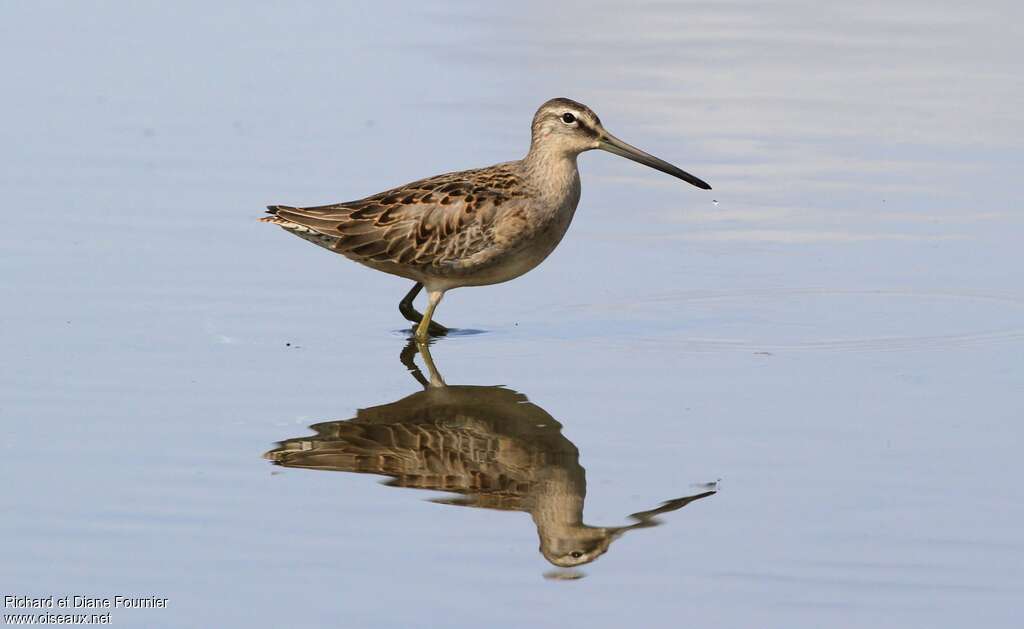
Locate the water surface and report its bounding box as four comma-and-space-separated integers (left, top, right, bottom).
2, 1, 1022, 627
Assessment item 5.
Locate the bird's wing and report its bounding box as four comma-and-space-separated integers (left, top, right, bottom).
266, 165, 528, 268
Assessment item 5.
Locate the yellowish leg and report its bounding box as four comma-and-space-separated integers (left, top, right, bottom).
399, 282, 450, 335
414, 290, 444, 341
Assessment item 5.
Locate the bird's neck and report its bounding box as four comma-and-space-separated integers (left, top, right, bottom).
527, 463, 585, 528
522, 147, 580, 203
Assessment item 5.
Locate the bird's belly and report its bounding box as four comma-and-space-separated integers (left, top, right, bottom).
432, 207, 576, 290
473, 240, 560, 285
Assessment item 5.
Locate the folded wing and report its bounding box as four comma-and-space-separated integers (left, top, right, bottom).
265, 165, 526, 269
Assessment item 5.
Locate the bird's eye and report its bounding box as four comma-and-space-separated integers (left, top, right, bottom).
570, 551, 583, 558
561, 113, 576, 124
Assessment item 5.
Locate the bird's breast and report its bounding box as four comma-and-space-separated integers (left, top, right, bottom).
422, 169, 581, 291
450, 193, 578, 288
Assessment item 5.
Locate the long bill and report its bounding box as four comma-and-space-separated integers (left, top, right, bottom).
598, 132, 712, 190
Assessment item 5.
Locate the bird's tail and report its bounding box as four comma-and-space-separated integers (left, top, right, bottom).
259, 205, 298, 223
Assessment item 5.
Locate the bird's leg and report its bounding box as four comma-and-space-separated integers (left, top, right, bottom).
415, 290, 445, 341
398, 282, 424, 323
399, 282, 449, 336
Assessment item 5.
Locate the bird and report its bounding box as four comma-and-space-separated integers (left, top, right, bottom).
264, 340, 717, 569
261, 97, 711, 340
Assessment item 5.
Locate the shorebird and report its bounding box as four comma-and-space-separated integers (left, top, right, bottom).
265, 341, 716, 569
262, 97, 711, 339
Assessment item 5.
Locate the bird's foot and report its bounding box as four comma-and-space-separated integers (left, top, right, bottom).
412, 320, 449, 340
400, 303, 449, 337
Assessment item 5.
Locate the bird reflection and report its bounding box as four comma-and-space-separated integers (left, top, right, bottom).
264, 341, 715, 570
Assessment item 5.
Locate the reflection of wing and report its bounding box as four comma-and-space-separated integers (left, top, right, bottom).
264, 385, 578, 512
262, 164, 530, 269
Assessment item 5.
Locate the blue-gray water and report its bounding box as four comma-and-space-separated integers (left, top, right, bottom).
2, 2, 1022, 627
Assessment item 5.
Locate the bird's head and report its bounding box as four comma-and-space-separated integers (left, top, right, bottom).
539, 525, 623, 568
529, 97, 711, 190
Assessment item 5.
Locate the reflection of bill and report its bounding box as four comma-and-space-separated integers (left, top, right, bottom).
265, 341, 716, 570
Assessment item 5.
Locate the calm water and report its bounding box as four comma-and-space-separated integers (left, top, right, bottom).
3, 2, 1023, 627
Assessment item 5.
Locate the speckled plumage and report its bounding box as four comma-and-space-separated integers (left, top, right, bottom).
261, 160, 572, 290
262, 97, 710, 338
